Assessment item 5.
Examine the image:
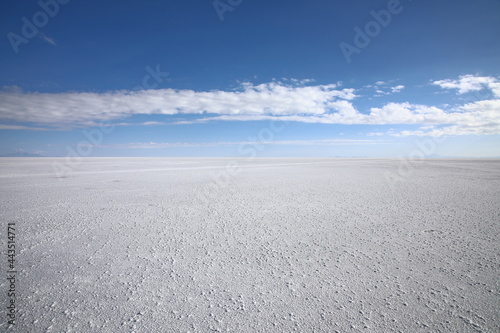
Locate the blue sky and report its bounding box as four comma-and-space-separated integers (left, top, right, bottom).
0, 0, 499, 157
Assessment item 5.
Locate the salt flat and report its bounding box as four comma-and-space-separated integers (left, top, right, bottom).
1, 158, 499, 332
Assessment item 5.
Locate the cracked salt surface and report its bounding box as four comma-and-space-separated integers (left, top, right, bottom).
0, 158, 498, 332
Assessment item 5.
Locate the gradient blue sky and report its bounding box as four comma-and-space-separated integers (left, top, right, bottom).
0, 0, 499, 157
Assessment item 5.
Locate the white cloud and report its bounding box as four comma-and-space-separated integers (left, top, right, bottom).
368, 81, 404, 95
103, 139, 388, 149
391, 85, 405, 93
433, 74, 500, 97
1, 77, 499, 137
188, 100, 498, 125
0, 82, 356, 126
187, 99, 500, 136
376, 99, 500, 137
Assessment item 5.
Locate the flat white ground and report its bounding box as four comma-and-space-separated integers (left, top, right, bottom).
0, 158, 499, 332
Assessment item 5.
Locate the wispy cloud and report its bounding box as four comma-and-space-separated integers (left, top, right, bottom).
0, 124, 62, 131
367, 80, 404, 96
102, 139, 389, 149
1, 148, 47, 157
391, 85, 405, 93
38, 33, 57, 46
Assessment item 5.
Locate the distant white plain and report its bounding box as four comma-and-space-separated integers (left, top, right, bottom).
0, 158, 498, 332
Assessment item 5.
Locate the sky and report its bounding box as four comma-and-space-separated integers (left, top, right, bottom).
0, 0, 499, 157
